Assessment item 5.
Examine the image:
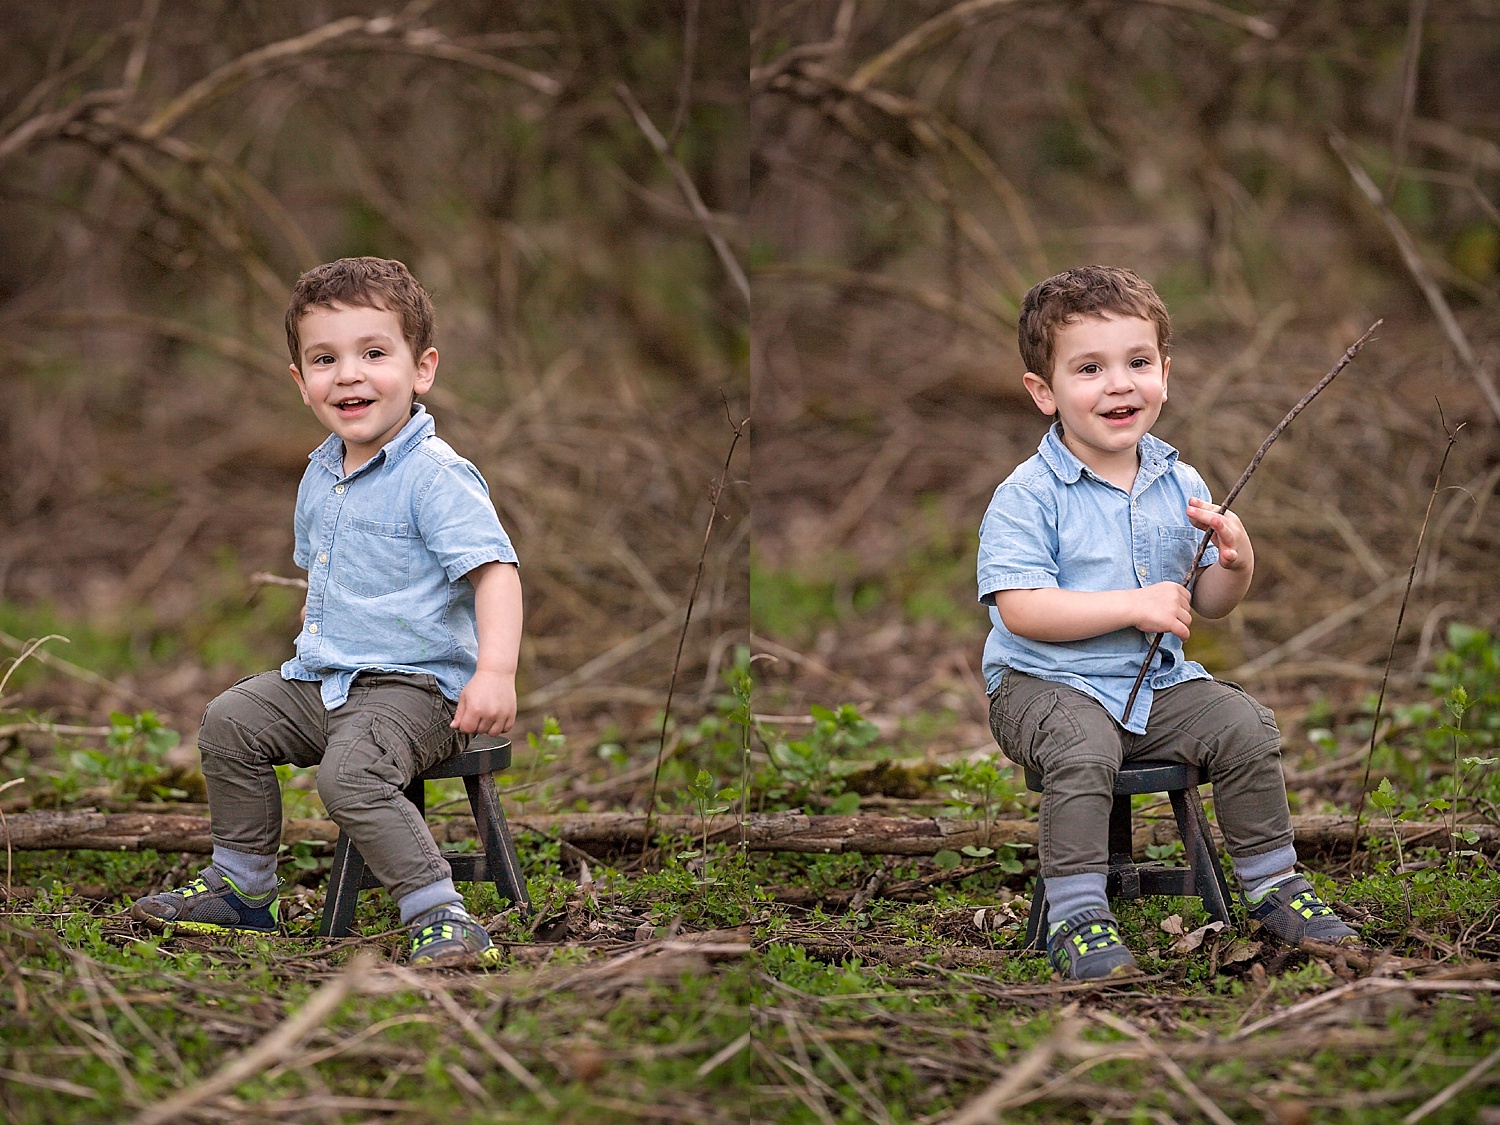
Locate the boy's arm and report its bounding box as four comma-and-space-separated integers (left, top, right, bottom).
995, 583, 1193, 642
1185, 497, 1254, 619
451, 561, 523, 736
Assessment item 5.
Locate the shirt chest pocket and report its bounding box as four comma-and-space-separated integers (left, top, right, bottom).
1155, 525, 1204, 584
335, 517, 416, 597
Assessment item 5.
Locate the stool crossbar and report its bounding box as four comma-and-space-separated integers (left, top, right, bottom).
1021, 760, 1234, 951
319, 737, 530, 937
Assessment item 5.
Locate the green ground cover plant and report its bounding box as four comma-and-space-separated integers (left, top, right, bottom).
3, 627, 1499, 1121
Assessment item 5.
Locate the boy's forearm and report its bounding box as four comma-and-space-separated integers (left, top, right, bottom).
468, 561, 523, 673
1189, 561, 1252, 619
995, 587, 1149, 642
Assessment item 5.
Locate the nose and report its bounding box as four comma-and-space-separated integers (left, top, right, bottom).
1102, 364, 1134, 392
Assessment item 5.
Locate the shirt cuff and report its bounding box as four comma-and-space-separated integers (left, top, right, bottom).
444, 548, 519, 583
978, 569, 1057, 604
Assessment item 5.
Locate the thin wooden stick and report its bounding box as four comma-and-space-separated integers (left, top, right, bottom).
1349, 408, 1464, 861
1092, 1012, 1237, 1125
1122, 320, 1382, 723
945, 1016, 1080, 1124
1403, 1042, 1500, 1124
617, 83, 749, 306
642, 403, 747, 849
129, 953, 373, 1125
1332, 131, 1500, 425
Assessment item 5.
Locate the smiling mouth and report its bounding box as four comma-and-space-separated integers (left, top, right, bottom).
335, 398, 373, 412
1102, 406, 1139, 421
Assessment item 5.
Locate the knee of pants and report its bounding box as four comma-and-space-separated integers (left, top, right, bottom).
1041, 755, 1119, 797
315, 735, 405, 815
1206, 694, 1282, 774
198, 690, 261, 766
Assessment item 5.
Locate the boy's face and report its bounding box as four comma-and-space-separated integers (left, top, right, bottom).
290, 303, 437, 470
1021, 313, 1169, 473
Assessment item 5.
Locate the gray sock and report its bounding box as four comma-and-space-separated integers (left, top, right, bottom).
1233, 844, 1298, 903
210, 846, 278, 899
397, 878, 465, 926
1042, 872, 1109, 935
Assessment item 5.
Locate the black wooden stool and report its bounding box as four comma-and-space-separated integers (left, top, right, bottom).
1021, 760, 1234, 950
318, 736, 531, 937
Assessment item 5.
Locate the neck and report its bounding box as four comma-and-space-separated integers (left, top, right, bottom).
1060, 431, 1139, 491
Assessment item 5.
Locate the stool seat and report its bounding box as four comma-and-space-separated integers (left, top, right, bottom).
318, 736, 531, 937
1025, 761, 1197, 796
1021, 759, 1234, 951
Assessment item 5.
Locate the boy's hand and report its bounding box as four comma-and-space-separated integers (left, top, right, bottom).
1132, 581, 1193, 640
451, 669, 517, 736
1186, 497, 1253, 571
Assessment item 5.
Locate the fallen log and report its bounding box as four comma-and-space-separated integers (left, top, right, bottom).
4, 808, 1495, 856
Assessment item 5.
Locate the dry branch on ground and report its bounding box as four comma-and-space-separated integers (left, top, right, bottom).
6, 807, 1495, 856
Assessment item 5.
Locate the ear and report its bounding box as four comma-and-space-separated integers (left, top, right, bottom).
1022, 371, 1057, 416
289, 363, 312, 407
414, 347, 438, 395
1161, 354, 1170, 401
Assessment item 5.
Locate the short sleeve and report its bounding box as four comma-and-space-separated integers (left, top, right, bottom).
977, 482, 1060, 605
1179, 465, 1220, 569
415, 459, 519, 582
292, 467, 315, 570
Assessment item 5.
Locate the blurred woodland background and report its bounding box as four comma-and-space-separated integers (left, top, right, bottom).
751, 0, 1500, 763
0, 1, 749, 758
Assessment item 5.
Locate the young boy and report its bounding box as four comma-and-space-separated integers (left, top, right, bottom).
979, 266, 1357, 981
132, 257, 522, 967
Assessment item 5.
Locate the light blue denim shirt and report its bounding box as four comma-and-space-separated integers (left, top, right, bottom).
978, 424, 1218, 733
281, 405, 518, 710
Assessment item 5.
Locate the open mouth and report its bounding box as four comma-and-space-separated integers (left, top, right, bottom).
335, 398, 373, 413
1101, 406, 1139, 422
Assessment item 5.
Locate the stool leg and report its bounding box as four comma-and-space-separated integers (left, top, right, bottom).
1022, 876, 1049, 951
320, 834, 368, 938
1170, 786, 1234, 929
465, 772, 531, 912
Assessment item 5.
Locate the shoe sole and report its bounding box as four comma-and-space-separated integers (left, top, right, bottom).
410, 945, 503, 969
130, 902, 278, 936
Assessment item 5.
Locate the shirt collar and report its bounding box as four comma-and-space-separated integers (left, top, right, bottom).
1036, 422, 1179, 490
308, 404, 434, 479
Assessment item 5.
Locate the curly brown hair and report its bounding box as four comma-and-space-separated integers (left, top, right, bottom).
284, 257, 435, 366
1017, 266, 1171, 382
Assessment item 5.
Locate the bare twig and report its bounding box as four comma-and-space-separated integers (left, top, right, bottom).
396, 968, 558, 1108
944, 1015, 1080, 1124
1091, 1012, 1236, 1125
1123, 320, 1382, 722
695, 1030, 751, 1079
1386, 0, 1428, 197
1403, 1042, 1500, 1124
0, 629, 147, 703
129, 953, 374, 1125
1350, 408, 1464, 860
0, 633, 67, 698
1332, 131, 1500, 425
250, 571, 310, 590
0, 777, 25, 903
643, 404, 747, 847
616, 83, 749, 306
667, 0, 701, 145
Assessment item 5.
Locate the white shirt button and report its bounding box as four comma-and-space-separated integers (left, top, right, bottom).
318, 552, 329, 564
308, 623, 319, 634
1138, 566, 1147, 578
334, 484, 346, 494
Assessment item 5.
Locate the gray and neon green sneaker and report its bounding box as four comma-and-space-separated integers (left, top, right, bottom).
130, 868, 280, 934
1245, 875, 1358, 946
1047, 908, 1140, 981
408, 907, 501, 968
